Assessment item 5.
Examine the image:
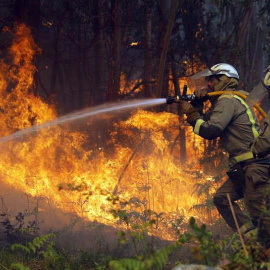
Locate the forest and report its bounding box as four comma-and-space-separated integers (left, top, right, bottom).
0, 0, 269, 269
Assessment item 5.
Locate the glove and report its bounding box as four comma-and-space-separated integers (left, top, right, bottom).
178, 100, 200, 124
191, 99, 204, 114
194, 88, 209, 100
178, 100, 193, 114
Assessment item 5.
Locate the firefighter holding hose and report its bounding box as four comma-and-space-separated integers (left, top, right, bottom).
177, 63, 270, 249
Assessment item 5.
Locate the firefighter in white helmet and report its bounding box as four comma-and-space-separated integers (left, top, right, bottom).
178, 63, 270, 249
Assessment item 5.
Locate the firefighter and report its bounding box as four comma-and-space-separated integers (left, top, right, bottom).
178, 63, 270, 248
252, 67, 270, 157
247, 67, 270, 248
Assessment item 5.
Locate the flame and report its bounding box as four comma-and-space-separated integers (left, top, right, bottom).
0, 24, 221, 239
0, 24, 55, 137
119, 73, 143, 95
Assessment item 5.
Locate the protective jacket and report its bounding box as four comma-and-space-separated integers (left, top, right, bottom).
190, 73, 270, 248
191, 87, 260, 167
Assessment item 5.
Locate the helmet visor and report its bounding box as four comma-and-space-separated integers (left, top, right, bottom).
190, 68, 213, 80
187, 76, 208, 92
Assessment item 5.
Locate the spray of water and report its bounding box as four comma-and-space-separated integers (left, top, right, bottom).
0, 98, 167, 142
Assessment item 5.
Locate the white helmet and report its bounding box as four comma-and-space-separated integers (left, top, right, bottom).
191, 63, 239, 80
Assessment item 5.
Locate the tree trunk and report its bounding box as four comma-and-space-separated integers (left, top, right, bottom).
50, 24, 60, 101
107, 0, 122, 102
155, 0, 177, 98
93, 0, 106, 104
249, 1, 264, 84
78, 21, 84, 108
144, 0, 152, 98
171, 58, 186, 162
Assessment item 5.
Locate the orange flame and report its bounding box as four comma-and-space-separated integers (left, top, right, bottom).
0, 24, 221, 239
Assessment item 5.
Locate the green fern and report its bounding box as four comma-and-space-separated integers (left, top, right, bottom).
10, 233, 58, 270
10, 263, 30, 270
31, 233, 56, 250
11, 244, 31, 254
109, 242, 179, 270
40, 241, 60, 262
109, 258, 147, 270
146, 242, 178, 270
11, 233, 55, 254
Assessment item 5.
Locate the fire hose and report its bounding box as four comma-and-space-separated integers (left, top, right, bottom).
166, 86, 267, 119
208, 91, 266, 118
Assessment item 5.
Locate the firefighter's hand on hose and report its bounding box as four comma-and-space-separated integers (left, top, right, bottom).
178, 100, 200, 124
194, 87, 209, 100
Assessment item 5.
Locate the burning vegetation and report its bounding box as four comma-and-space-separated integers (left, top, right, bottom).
0, 24, 225, 241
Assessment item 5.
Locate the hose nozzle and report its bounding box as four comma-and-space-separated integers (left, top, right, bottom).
166, 94, 196, 104
166, 96, 176, 104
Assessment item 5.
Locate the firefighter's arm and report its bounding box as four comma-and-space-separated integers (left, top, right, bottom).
178, 100, 200, 123
190, 98, 234, 140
